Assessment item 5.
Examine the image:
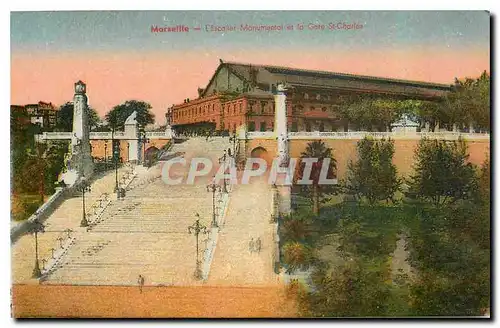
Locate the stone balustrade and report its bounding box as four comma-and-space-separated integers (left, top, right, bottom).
243, 131, 490, 140
35, 132, 73, 140
200, 175, 232, 281
146, 131, 170, 138
35, 130, 172, 141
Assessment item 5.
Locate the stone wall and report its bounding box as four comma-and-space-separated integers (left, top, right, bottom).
244, 137, 490, 180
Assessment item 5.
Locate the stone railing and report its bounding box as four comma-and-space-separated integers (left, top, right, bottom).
36, 131, 171, 141
11, 187, 67, 243
201, 177, 232, 281
146, 131, 170, 138
415, 132, 490, 140
245, 131, 275, 139
91, 131, 126, 139
244, 131, 490, 140
35, 132, 73, 140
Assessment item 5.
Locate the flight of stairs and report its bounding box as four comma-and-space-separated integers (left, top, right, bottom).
36, 137, 231, 286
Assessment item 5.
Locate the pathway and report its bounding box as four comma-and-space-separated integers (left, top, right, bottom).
207, 177, 279, 286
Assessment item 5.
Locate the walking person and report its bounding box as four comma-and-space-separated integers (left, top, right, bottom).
256, 237, 262, 253
249, 238, 255, 253
138, 274, 145, 293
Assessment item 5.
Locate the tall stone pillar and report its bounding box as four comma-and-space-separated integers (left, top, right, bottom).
273, 83, 291, 216
274, 83, 289, 169
124, 111, 139, 163
71, 80, 94, 178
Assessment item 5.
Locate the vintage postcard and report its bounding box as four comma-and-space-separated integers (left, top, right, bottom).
10, 10, 490, 318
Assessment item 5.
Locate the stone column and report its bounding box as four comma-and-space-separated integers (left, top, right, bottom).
273, 83, 291, 216
71, 80, 94, 178
274, 83, 289, 170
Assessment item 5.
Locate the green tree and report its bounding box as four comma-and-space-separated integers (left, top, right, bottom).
407, 208, 490, 316
105, 100, 155, 130
454, 157, 490, 249
11, 107, 30, 181
55, 102, 101, 131
443, 71, 490, 131
13, 141, 68, 196
297, 140, 337, 216
405, 153, 490, 316
340, 96, 406, 132
346, 137, 400, 205
408, 138, 477, 206
399, 99, 445, 132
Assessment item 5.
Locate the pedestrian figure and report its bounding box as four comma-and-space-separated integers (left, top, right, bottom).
249, 238, 255, 252
256, 237, 262, 253
138, 274, 145, 293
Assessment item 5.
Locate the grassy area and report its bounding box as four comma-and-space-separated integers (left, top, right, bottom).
11, 193, 49, 222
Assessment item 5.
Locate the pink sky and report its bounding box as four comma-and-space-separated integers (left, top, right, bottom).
11, 47, 489, 125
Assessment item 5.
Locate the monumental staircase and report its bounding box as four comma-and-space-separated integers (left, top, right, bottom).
12, 137, 242, 286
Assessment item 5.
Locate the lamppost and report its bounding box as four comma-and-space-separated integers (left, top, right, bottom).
64, 228, 73, 239
206, 178, 222, 227
218, 150, 228, 193
110, 128, 119, 193
29, 218, 45, 278
229, 133, 237, 159
36, 141, 47, 204
188, 213, 207, 280
57, 236, 64, 249
78, 175, 91, 227
139, 128, 150, 167
104, 141, 108, 169
41, 259, 47, 271
39, 169, 45, 204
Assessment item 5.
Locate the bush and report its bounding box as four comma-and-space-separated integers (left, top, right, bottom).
11, 194, 42, 221
283, 242, 313, 273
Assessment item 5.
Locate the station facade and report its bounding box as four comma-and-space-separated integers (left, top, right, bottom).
168, 60, 452, 134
